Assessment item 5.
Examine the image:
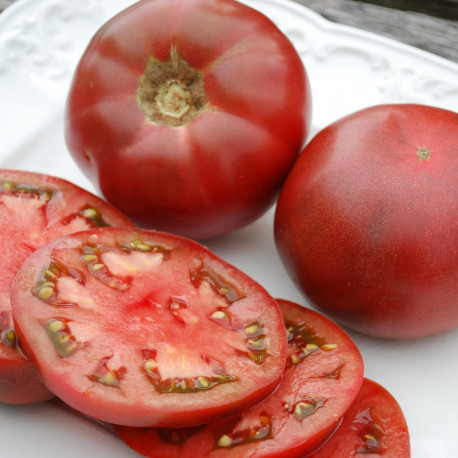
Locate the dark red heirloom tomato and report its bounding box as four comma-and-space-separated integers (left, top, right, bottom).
65, 0, 311, 240
113, 298, 364, 457
310, 378, 410, 457
274, 104, 458, 339
10, 227, 287, 426
0, 169, 133, 405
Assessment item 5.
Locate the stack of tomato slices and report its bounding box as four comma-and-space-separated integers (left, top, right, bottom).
0, 170, 133, 405
3, 171, 410, 456
113, 300, 410, 457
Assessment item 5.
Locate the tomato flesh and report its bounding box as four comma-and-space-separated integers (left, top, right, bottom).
310, 378, 410, 457
10, 228, 287, 426
113, 298, 364, 457
0, 170, 133, 405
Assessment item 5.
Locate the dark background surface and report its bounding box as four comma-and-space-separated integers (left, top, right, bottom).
291, 0, 458, 62
0, 0, 457, 62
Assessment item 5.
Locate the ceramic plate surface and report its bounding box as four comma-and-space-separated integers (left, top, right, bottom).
0, 0, 457, 456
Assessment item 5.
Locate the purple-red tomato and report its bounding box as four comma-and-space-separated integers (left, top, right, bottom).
65, 0, 311, 240
274, 104, 458, 339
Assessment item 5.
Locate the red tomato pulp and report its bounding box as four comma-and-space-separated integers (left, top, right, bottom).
114, 299, 364, 457
11, 227, 287, 426
0, 170, 132, 404
310, 378, 410, 457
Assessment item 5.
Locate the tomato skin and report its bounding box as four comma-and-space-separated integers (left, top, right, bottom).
0, 169, 133, 405
309, 378, 410, 457
113, 298, 364, 457
0, 358, 53, 405
10, 227, 287, 426
274, 104, 458, 339
65, 0, 311, 240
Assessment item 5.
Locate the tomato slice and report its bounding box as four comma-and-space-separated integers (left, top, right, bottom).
10, 227, 287, 426
113, 298, 364, 457
310, 377, 410, 457
0, 170, 133, 405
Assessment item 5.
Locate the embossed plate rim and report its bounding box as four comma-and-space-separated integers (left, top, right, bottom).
0, 0, 457, 457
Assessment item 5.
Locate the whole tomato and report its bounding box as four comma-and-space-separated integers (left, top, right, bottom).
65, 0, 311, 240
274, 104, 458, 339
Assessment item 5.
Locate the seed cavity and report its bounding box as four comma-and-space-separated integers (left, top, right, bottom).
142, 349, 236, 393
190, 261, 243, 304
81, 244, 129, 290
353, 407, 387, 454
284, 398, 326, 421
209, 308, 235, 330
196, 376, 210, 388
285, 319, 337, 367
243, 320, 268, 364
316, 363, 345, 380
168, 297, 189, 324
216, 414, 271, 449
123, 239, 172, 259
0, 311, 17, 347
0, 181, 53, 201
34, 261, 84, 306
88, 355, 126, 387
45, 318, 80, 357
82, 241, 172, 290
130, 240, 151, 251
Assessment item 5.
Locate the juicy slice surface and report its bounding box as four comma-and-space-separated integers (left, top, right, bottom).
310, 377, 410, 457
114, 298, 364, 456
11, 227, 287, 426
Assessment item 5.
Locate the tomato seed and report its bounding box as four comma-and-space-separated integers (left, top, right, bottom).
37, 286, 54, 299
244, 324, 259, 336
217, 435, 232, 447
321, 344, 338, 351
144, 360, 157, 371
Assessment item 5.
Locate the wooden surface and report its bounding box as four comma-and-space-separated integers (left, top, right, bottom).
0, 0, 457, 62
292, 0, 458, 62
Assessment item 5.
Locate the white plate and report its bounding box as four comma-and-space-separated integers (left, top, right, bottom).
0, 0, 457, 457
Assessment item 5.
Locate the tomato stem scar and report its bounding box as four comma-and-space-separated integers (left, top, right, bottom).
138, 45, 207, 127
417, 146, 431, 161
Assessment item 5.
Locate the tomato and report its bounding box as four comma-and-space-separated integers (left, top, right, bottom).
0, 169, 133, 405
113, 298, 364, 457
310, 377, 410, 457
10, 227, 287, 426
65, 0, 311, 240
274, 104, 458, 339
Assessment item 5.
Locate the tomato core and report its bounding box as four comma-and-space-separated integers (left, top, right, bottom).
138, 46, 206, 127
417, 146, 431, 161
